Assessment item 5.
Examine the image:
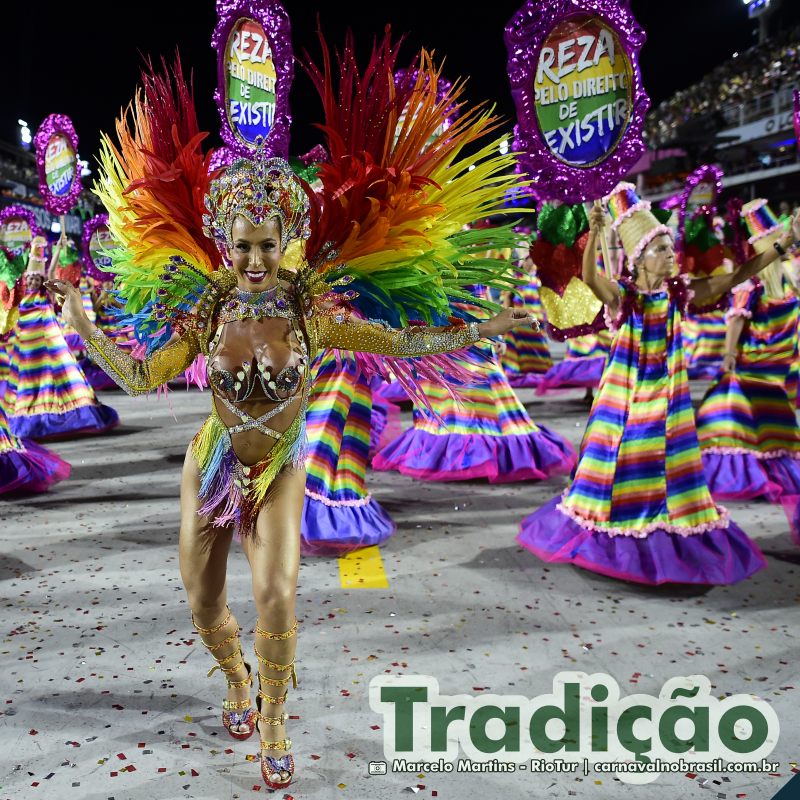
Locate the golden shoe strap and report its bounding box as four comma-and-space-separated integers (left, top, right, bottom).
205, 627, 240, 653
255, 619, 298, 640
192, 607, 231, 635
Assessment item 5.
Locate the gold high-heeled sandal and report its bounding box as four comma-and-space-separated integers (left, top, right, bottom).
192, 607, 255, 741
254, 619, 298, 790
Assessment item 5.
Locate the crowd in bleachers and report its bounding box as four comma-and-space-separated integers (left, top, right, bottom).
0, 153, 38, 187
646, 27, 800, 147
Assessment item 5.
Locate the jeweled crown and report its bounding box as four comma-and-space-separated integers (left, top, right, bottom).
203, 139, 311, 254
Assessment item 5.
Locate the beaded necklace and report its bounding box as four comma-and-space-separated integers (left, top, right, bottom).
217, 283, 300, 323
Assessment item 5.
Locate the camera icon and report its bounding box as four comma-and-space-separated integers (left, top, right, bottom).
368, 761, 388, 776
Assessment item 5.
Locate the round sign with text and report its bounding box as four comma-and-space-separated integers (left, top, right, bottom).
225, 17, 278, 146
44, 133, 77, 197
534, 15, 632, 168
0, 216, 33, 254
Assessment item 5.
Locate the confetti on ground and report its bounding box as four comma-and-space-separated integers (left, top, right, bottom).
1, 385, 797, 798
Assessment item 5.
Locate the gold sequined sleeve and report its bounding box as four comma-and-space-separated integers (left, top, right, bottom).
312, 315, 481, 357
84, 328, 200, 397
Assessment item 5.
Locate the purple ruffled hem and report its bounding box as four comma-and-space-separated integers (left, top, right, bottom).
506, 372, 544, 388
780, 495, 800, 548
517, 497, 766, 585
535, 358, 605, 394
765, 457, 800, 497
372, 424, 576, 483
64, 332, 85, 356
0, 440, 71, 494
300, 494, 396, 556
79, 358, 120, 391
374, 381, 408, 404
701, 452, 784, 502
10, 404, 120, 441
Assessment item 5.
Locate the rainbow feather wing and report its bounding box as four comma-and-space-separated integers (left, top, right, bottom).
93, 59, 221, 352
301, 37, 526, 326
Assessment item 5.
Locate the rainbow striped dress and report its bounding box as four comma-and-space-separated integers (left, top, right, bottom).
518, 275, 766, 585
683, 308, 727, 380
536, 330, 612, 394
502, 272, 553, 387
0, 400, 70, 494
4, 288, 119, 440
301, 349, 395, 555
0, 333, 9, 394
696, 280, 800, 501
373, 340, 576, 483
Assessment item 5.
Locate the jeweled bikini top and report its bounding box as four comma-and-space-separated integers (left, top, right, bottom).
206, 285, 308, 405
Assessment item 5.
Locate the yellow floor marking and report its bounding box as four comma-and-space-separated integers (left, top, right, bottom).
338, 545, 389, 589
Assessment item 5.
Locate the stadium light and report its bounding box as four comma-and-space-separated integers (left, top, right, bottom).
51, 221, 62, 234
742, 0, 770, 19
499, 137, 510, 155
18, 119, 32, 150
78, 158, 91, 177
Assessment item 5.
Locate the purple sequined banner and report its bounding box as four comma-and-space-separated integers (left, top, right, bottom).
212, 0, 293, 159
505, 0, 649, 203
81, 214, 116, 282
0, 205, 43, 255
33, 114, 83, 215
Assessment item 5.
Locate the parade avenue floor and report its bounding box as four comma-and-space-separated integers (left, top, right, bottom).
1, 379, 798, 800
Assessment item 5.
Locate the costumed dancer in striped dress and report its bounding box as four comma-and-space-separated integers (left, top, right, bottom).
501, 254, 553, 387
0, 248, 70, 493
301, 349, 395, 555
696, 200, 800, 501
4, 237, 118, 440
0, 275, 24, 400
0, 335, 8, 396
681, 211, 732, 380
80, 280, 127, 391
780, 238, 800, 409
373, 285, 576, 483
518, 184, 797, 585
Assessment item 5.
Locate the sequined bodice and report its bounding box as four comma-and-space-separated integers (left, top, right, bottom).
207, 316, 308, 404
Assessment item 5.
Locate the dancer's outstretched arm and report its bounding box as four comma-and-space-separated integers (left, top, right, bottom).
313, 306, 534, 356
692, 212, 800, 307
47, 278, 199, 395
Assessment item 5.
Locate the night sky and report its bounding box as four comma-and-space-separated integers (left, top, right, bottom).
3, 1, 796, 170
